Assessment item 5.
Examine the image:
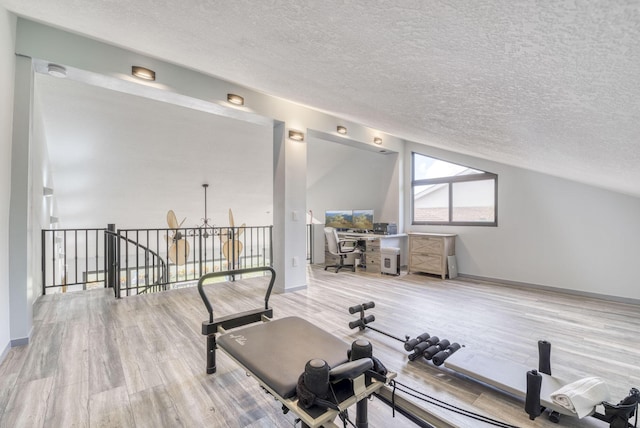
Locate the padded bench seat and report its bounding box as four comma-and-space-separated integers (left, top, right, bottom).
217, 316, 350, 399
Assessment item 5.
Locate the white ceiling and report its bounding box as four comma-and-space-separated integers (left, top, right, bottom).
4, 0, 640, 204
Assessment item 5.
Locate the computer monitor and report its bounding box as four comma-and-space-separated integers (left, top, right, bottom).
325, 210, 354, 229
352, 209, 374, 230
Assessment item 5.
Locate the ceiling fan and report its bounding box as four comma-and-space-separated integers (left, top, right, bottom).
166, 209, 190, 265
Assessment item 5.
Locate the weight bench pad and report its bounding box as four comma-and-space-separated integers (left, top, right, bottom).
217, 316, 349, 399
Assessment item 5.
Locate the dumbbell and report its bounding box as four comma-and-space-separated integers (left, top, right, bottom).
423, 339, 451, 360
348, 301, 375, 314
404, 332, 431, 352
348, 314, 375, 330
408, 336, 440, 361
431, 342, 461, 366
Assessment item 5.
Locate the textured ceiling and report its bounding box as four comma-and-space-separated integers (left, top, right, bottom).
3, 0, 640, 197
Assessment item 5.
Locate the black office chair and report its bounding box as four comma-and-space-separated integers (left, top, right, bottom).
324, 227, 360, 273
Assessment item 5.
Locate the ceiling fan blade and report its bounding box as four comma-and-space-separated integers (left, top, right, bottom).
222, 240, 243, 263
168, 240, 190, 266
228, 208, 235, 228
237, 223, 246, 237
167, 210, 179, 229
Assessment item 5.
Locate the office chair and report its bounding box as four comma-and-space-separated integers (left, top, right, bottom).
324, 227, 360, 273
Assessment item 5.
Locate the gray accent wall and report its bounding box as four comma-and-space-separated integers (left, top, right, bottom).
406, 142, 640, 301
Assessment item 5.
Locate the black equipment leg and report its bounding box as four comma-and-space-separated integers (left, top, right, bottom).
538, 340, 552, 375
356, 398, 369, 428
525, 369, 542, 420
207, 334, 217, 374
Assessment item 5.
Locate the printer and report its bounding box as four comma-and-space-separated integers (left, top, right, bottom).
373, 223, 397, 235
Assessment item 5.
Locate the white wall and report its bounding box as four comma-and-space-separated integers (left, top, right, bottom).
0, 6, 16, 360
29, 95, 53, 302
307, 138, 399, 225
406, 142, 640, 301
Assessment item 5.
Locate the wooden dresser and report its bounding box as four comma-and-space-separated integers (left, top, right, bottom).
408, 233, 456, 279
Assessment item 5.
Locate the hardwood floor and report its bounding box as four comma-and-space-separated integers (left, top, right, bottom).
1, 265, 638, 427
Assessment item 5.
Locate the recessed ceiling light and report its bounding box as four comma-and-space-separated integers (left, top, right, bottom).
337, 126, 347, 135
47, 64, 67, 78
227, 93, 244, 106
131, 66, 156, 81
288, 130, 304, 141
373, 137, 382, 145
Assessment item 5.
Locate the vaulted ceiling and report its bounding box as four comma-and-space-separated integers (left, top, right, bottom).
4, 0, 640, 200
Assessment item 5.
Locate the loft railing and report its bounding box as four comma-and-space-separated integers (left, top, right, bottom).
41, 224, 292, 296
41, 228, 107, 294
106, 228, 168, 297
114, 225, 273, 297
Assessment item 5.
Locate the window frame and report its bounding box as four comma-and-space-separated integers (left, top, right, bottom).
411, 152, 498, 227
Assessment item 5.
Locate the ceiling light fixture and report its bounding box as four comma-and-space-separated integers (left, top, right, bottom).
288, 130, 305, 141
337, 126, 347, 135
131, 66, 156, 81
47, 64, 67, 78
373, 137, 383, 145
191, 184, 216, 239
227, 93, 244, 106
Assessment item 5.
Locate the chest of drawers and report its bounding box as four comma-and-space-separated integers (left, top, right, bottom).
408, 233, 456, 279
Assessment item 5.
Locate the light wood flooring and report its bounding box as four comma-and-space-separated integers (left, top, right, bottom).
1, 265, 639, 427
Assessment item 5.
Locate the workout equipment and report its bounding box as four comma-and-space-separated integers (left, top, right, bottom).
347, 301, 410, 344
408, 336, 440, 361
199, 268, 397, 428
445, 340, 639, 427
404, 332, 431, 352
198, 282, 528, 428
348, 301, 462, 366
423, 339, 451, 361
432, 343, 461, 366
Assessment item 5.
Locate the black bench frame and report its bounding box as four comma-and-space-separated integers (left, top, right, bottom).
197, 266, 275, 374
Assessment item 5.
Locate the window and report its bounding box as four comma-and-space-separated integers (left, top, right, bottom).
412, 153, 497, 226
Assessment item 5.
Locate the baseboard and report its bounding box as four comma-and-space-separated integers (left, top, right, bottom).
9, 325, 33, 348
458, 274, 640, 306
0, 340, 10, 365
10, 336, 29, 347
283, 284, 307, 293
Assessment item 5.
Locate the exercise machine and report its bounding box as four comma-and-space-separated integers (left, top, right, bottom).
444, 340, 639, 427
198, 267, 396, 428
349, 300, 638, 426
199, 275, 575, 428
348, 301, 461, 366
